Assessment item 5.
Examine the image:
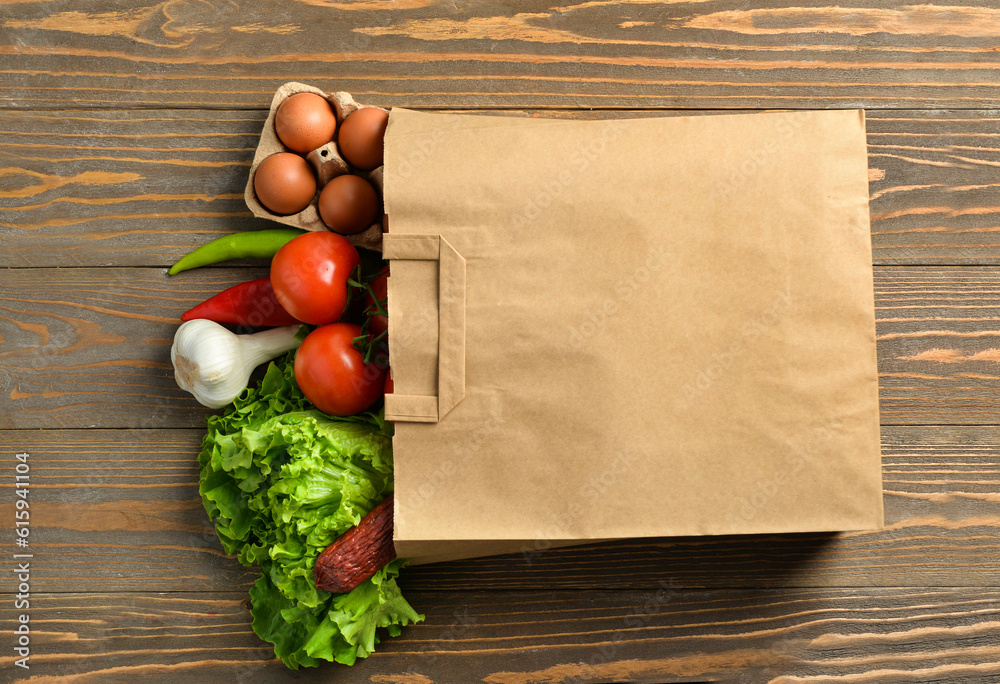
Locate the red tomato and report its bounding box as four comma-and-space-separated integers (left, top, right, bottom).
384, 368, 393, 395
364, 266, 389, 336
270, 232, 360, 325
295, 323, 387, 416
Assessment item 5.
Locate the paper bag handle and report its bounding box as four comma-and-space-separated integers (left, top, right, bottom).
382, 234, 466, 422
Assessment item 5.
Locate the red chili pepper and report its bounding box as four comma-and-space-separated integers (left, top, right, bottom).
180, 277, 300, 327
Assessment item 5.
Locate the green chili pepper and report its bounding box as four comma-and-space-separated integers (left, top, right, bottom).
167, 228, 306, 275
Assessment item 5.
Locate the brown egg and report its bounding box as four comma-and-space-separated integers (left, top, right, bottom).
274, 93, 337, 153
337, 107, 388, 171
318, 174, 379, 235
253, 152, 316, 215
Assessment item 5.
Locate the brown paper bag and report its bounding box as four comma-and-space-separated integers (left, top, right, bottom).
382, 108, 882, 565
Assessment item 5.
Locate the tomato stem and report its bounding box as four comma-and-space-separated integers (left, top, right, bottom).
352, 330, 387, 365
347, 266, 389, 365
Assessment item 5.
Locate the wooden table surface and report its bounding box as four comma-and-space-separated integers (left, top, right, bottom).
3, 2, 1000, 682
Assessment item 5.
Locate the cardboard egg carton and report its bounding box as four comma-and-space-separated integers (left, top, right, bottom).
245, 82, 385, 251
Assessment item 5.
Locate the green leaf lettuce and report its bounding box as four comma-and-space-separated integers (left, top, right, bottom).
197, 353, 422, 668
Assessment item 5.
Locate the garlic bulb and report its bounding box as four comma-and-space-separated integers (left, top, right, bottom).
171, 319, 303, 408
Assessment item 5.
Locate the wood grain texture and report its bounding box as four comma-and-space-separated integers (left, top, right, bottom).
4, 109, 1000, 267
0, 430, 258, 594
1, 588, 999, 683
875, 268, 1000, 424
0, 109, 276, 268
867, 110, 1000, 265
0, 267, 269, 429
2, 267, 1000, 427
0, 426, 996, 594
3, 0, 1000, 110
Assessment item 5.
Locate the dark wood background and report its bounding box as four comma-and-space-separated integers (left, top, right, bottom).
2, 1, 1000, 682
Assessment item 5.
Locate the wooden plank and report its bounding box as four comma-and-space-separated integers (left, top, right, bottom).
4, 1, 1000, 110
0, 109, 274, 269
1, 588, 999, 682
867, 110, 1000, 265
0, 426, 997, 593
3, 109, 1000, 267
875, 268, 1000, 424
0, 430, 258, 594
2, 266, 1000, 427
0, 267, 268, 429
